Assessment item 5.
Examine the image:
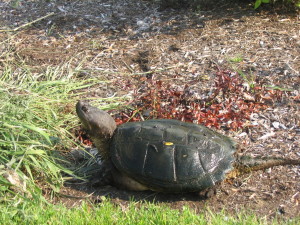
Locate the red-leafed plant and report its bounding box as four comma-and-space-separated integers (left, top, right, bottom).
114, 70, 289, 130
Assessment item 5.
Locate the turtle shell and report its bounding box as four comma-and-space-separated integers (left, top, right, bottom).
110, 119, 236, 192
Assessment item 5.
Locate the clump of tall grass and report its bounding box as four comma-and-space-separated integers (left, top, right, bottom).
0, 58, 118, 201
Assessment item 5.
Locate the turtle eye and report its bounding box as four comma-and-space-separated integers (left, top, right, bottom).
82, 105, 88, 113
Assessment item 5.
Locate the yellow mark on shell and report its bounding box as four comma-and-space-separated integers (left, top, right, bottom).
164, 142, 174, 146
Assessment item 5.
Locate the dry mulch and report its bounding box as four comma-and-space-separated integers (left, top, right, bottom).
1, 0, 299, 220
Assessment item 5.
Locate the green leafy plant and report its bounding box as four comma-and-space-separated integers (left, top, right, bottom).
254, 0, 300, 9
254, 0, 270, 9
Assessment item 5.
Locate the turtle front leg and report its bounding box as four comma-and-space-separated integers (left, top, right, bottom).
111, 167, 149, 191
90, 160, 114, 187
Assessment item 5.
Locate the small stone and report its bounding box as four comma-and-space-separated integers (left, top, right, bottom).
259, 41, 264, 47
272, 121, 280, 129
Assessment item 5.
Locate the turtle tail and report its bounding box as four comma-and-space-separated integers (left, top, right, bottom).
227, 156, 300, 179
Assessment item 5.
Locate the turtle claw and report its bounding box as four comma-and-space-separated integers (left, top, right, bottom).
198, 187, 217, 199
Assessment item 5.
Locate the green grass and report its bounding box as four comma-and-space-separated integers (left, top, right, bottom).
228, 55, 244, 63
0, 58, 126, 199
2, 198, 294, 225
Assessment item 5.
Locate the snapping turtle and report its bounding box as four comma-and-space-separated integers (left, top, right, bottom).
76, 101, 300, 193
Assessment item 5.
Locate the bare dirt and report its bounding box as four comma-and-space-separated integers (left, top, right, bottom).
1, 0, 299, 221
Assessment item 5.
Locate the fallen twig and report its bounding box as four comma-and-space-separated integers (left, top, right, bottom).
0, 12, 55, 32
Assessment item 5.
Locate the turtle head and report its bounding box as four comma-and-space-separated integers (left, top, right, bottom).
76, 101, 117, 158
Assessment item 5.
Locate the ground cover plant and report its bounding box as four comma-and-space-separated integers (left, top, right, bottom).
111, 69, 292, 130
1, 0, 299, 223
